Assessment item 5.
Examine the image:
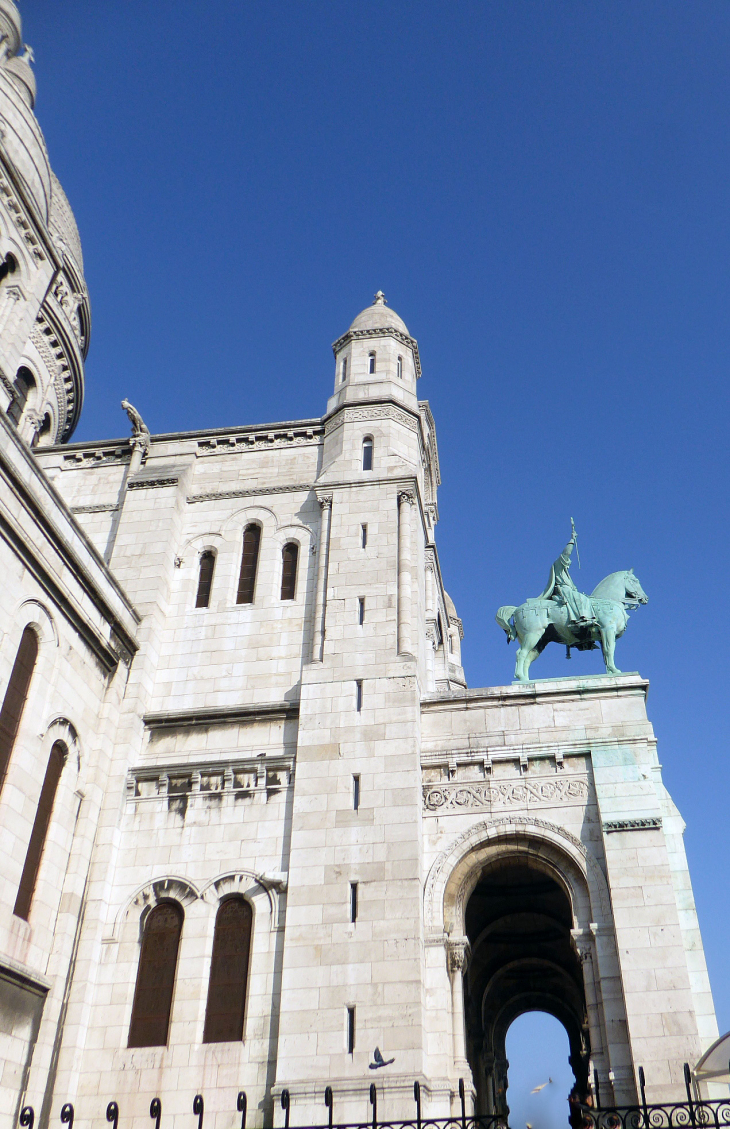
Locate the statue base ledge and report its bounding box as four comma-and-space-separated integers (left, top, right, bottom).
512, 671, 640, 686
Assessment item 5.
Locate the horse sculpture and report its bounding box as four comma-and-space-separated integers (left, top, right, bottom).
496, 569, 648, 683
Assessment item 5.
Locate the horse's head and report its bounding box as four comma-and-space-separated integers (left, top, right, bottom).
623, 568, 648, 609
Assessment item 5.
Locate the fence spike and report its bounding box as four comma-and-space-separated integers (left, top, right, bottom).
19, 1108, 34, 1129
193, 1095, 204, 1129
370, 1082, 377, 1129
458, 1079, 466, 1129
60, 1106, 74, 1129
325, 1086, 333, 1129
237, 1091, 247, 1129
106, 1103, 119, 1129
281, 1089, 290, 1129
150, 1098, 162, 1129
414, 1080, 422, 1129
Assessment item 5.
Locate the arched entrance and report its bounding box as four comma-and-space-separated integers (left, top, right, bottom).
463, 857, 590, 1116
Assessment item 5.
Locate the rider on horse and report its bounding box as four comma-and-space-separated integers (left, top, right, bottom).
537, 520, 597, 630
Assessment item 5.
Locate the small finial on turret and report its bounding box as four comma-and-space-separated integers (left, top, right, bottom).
373, 290, 387, 306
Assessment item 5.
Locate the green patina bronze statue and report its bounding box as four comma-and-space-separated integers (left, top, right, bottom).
496, 521, 648, 682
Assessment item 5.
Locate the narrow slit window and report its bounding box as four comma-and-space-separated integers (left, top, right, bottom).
281, 542, 299, 600
362, 437, 373, 471
397, 355, 403, 379
128, 902, 183, 1047
353, 774, 360, 810
436, 614, 443, 649
361, 524, 368, 548
0, 626, 38, 793
368, 352, 376, 374
196, 551, 216, 608
14, 741, 65, 920
341, 357, 348, 383
355, 680, 363, 712
347, 1006, 356, 1053
236, 524, 261, 604
203, 897, 253, 1043
350, 882, 358, 923
358, 598, 365, 625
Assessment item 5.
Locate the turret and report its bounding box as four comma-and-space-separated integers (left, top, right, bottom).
326, 290, 420, 415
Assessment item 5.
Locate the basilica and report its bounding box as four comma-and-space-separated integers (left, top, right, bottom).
0, 4, 720, 1127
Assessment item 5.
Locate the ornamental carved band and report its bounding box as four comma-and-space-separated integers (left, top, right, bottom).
422, 775, 589, 814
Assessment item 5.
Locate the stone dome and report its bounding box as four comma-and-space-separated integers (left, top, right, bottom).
49, 171, 84, 273
349, 291, 410, 336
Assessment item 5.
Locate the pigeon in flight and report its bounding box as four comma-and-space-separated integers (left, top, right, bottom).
369, 1047, 395, 1069
531, 1079, 553, 1093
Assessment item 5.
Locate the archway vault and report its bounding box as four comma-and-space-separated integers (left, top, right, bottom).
426, 819, 612, 1116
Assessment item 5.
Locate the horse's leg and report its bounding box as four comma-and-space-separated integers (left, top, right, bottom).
599, 622, 621, 675
515, 630, 544, 682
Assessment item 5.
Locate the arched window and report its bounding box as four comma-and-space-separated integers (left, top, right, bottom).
280, 542, 298, 600
203, 897, 253, 1043
0, 252, 17, 284
195, 550, 216, 608
362, 437, 373, 471
341, 357, 348, 383
0, 626, 38, 793
236, 524, 261, 605
7, 367, 36, 426
128, 902, 183, 1047
397, 356, 403, 379
14, 741, 66, 920
368, 352, 376, 374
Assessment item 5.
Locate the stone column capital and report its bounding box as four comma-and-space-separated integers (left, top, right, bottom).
398, 490, 415, 507
317, 494, 333, 510
447, 936, 470, 974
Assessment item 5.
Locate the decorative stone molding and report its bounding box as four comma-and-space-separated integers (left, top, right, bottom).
324, 402, 420, 436
424, 814, 614, 936
602, 816, 662, 833
0, 173, 45, 261
63, 446, 130, 467
126, 755, 295, 805
423, 775, 589, 815
70, 502, 120, 514
188, 481, 312, 504
196, 428, 321, 455
331, 325, 422, 378
127, 475, 178, 490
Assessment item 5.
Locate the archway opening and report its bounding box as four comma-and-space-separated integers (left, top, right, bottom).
463, 857, 590, 1116
505, 1011, 574, 1129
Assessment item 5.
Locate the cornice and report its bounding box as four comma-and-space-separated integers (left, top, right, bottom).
331, 325, 422, 378
421, 672, 649, 710
143, 701, 299, 730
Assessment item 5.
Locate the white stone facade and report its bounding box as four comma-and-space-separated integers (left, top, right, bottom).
0, 7, 720, 1129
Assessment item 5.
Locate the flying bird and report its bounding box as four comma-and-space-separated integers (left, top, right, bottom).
531, 1079, 553, 1093
369, 1047, 395, 1069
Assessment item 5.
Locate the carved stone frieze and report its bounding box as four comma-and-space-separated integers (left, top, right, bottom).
196, 428, 321, 455
188, 482, 313, 504
324, 403, 420, 436
423, 774, 589, 815
602, 816, 662, 833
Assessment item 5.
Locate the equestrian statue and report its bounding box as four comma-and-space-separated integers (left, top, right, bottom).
496, 520, 648, 683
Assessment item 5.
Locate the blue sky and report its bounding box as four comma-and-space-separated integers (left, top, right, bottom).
23, 0, 730, 1102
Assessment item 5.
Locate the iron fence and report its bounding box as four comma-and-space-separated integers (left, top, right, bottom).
16, 1063, 730, 1129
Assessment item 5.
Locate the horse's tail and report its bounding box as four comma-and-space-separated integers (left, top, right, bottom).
496, 606, 518, 643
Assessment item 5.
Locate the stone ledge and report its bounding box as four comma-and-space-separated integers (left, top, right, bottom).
143, 700, 300, 730
422, 672, 649, 710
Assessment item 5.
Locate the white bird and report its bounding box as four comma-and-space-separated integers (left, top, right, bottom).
531, 1078, 553, 1093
